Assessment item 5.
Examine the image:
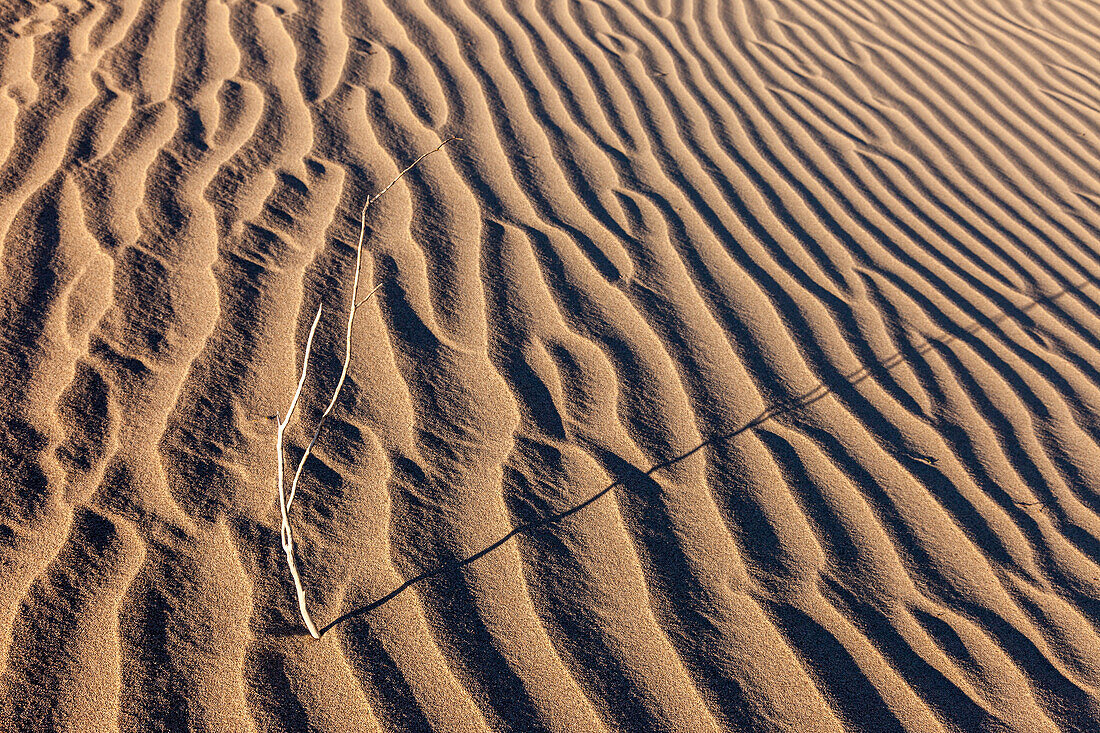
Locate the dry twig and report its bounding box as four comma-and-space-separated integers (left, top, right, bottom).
276, 137, 460, 638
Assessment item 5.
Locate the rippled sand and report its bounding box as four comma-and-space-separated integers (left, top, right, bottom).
3, 0, 1100, 730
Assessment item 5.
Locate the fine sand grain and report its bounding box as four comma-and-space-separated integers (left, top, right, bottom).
3, 0, 1100, 730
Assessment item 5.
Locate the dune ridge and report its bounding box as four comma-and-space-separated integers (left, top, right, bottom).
2, 0, 1100, 730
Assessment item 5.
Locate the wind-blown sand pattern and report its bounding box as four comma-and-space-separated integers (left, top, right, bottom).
3, 0, 1100, 729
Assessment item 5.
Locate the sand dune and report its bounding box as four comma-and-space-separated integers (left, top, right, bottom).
2, 0, 1100, 729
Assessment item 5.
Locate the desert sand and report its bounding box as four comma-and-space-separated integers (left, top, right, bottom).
3, 0, 1100, 729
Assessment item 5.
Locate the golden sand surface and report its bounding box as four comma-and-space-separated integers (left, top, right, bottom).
3, 0, 1100, 730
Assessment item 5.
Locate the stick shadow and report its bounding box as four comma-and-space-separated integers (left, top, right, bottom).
316, 281, 1091, 636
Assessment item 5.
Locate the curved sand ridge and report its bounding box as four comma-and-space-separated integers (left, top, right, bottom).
2, 0, 1100, 729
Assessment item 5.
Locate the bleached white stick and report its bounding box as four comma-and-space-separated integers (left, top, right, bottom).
276, 137, 459, 638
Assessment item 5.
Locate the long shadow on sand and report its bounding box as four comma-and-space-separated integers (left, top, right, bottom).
317, 280, 1092, 636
